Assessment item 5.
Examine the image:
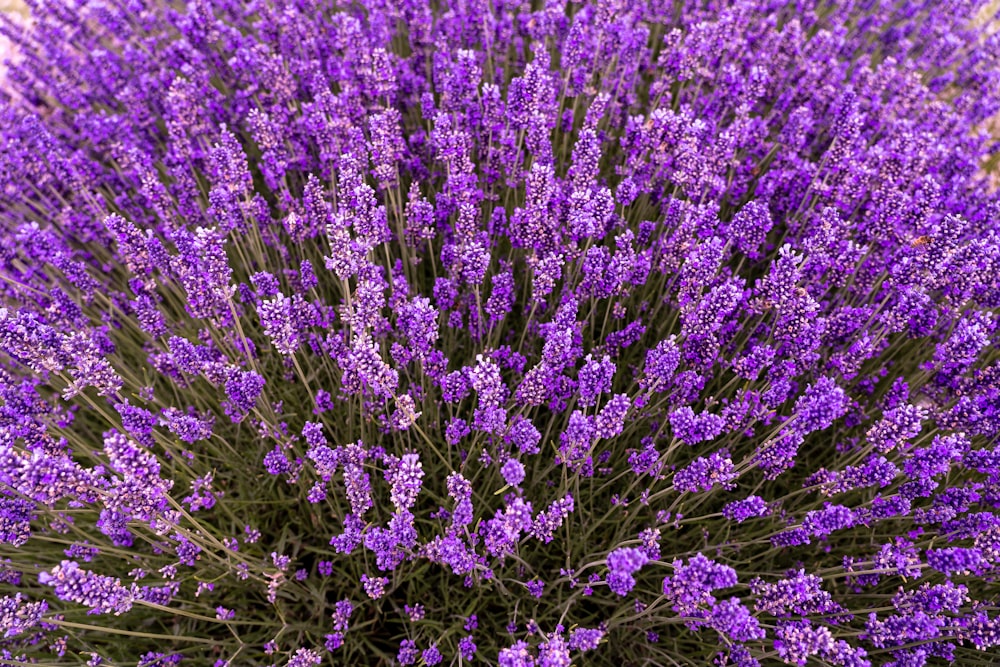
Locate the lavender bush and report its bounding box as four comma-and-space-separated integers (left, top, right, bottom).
1, 0, 1000, 665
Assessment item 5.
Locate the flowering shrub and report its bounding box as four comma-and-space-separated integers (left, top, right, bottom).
1, 0, 1000, 665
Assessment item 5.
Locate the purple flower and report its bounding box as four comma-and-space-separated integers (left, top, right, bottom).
595, 394, 630, 439
0, 594, 48, 639
397, 639, 418, 666
530, 495, 574, 543
0, 498, 35, 548
422, 645, 442, 666
578, 354, 615, 407
751, 570, 844, 617
728, 201, 773, 260
501, 459, 526, 487
458, 635, 477, 660
926, 547, 983, 576
526, 579, 545, 598
773, 620, 835, 666
38, 561, 134, 615
223, 370, 265, 423
606, 547, 650, 597
723, 496, 770, 523
669, 407, 726, 445
286, 648, 321, 667
662, 555, 737, 615
386, 453, 424, 511
258, 294, 300, 356
499, 640, 536, 667
360, 574, 388, 600
673, 451, 738, 493
708, 598, 765, 642
538, 634, 570, 667
567, 627, 604, 652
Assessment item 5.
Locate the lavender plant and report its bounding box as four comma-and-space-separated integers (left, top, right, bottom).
1, 0, 1000, 665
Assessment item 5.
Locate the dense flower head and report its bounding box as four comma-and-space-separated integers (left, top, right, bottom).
606, 547, 650, 596
663, 555, 739, 615
0, 0, 999, 664
37, 561, 135, 616
0, 594, 47, 639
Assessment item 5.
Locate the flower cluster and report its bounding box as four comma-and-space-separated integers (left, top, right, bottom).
0, 0, 999, 665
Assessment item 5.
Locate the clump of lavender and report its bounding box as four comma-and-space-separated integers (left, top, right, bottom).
1, 0, 1000, 665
